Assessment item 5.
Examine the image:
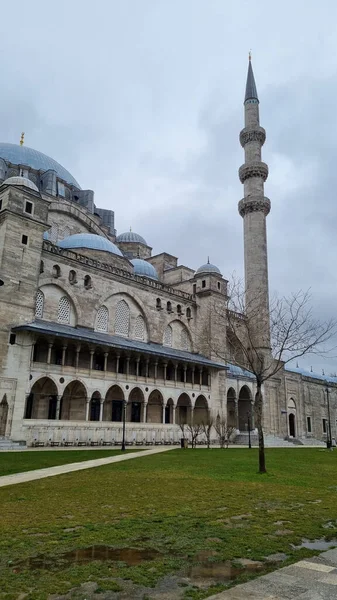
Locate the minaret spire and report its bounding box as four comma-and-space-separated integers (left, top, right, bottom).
238, 56, 271, 353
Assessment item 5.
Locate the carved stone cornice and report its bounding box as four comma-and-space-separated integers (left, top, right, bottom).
238, 196, 271, 217
238, 161, 268, 183
239, 126, 266, 148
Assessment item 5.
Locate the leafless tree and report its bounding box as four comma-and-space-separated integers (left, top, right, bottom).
201, 417, 214, 448
218, 276, 337, 472
186, 422, 203, 448
214, 414, 235, 448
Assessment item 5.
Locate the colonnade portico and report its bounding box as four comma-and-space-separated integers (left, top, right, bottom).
226, 383, 255, 432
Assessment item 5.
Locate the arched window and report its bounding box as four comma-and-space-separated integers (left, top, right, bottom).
58, 296, 70, 324
156, 298, 162, 310
114, 300, 130, 337
69, 270, 77, 284
84, 275, 92, 289
50, 223, 58, 243
134, 315, 145, 340
35, 290, 44, 318
186, 307, 191, 319
163, 325, 172, 347
181, 328, 190, 351
96, 306, 109, 333
167, 301, 172, 313
39, 260, 44, 274
177, 304, 182, 315
52, 264, 61, 279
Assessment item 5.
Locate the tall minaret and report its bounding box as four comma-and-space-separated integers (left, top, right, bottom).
238, 55, 271, 353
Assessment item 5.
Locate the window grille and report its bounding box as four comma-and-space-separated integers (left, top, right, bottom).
50, 223, 58, 243
134, 315, 145, 340
163, 325, 172, 347
114, 300, 130, 336
181, 328, 190, 351
96, 306, 109, 332
35, 290, 44, 318
58, 296, 70, 324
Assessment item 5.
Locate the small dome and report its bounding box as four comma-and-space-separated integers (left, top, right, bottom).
2, 175, 39, 192
131, 258, 158, 280
196, 261, 222, 276
58, 233, 123, 256
116, 231, 147, 245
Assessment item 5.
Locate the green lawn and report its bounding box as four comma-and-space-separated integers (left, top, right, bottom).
1, 448, 337, 600
0, 449, 137, 477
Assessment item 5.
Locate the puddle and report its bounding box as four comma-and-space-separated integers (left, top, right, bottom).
292, 538, 337, 551
186, 558, 265, 583
11, 545, 160, 572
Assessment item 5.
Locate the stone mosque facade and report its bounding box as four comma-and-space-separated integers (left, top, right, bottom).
0, 61, 335, 447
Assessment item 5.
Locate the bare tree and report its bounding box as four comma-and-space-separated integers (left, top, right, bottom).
201, 416, 214, 448
221, 277, 337, 473
214, 414, 235, 448
186, 422, 203, 448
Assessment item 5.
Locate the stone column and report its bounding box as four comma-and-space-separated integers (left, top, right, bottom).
199, 368, 203, 388
143, 402, 147, 423
172, 405, 176, 425
56, 396, 61, 420
85, 400, 90, 421
47, 341, 53, 365
208, 371, 211, 388
154, 361, 158, 382
162, 403, 166, 424
136, 357, 140, 379
89, 349, 94, 372
235, 399, 240, 431
163, 362, 167, 381
75, 344, 81, 369
126, 357, 130, 379
99, 400, 104, 422
116, 355, 120, 377
61, 345, 67, 367
104, 352, 108, 372
183, 365, 187, 384
174, 364, 178, 386
191, 366, 195, 387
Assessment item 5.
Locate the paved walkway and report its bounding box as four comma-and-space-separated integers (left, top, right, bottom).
209, 548, 337, 599
0, 446, 174, 488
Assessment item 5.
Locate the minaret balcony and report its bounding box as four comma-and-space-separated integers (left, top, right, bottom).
240, 126, 266, 148
239, 161, 268, 184
238, 196, 271, 217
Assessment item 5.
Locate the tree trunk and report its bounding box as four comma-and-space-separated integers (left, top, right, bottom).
254, 383, 266, 473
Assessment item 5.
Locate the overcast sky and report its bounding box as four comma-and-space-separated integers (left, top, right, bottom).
1, 0, 337, 373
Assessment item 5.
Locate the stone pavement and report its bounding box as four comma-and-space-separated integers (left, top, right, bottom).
209, 548, 337, 599
0, 446, 175, 488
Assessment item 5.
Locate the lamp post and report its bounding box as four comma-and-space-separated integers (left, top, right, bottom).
326, 387, 332, 450
121, 400, 126, 451
247, 412, 252, 449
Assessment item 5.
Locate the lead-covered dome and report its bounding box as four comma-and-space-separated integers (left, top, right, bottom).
0, 143, 80, 188
196, 261, 222, 276
116, 231, 147, 245
2, 175, 39, 192
58, 233, 123, 256
131, 258, 158, 280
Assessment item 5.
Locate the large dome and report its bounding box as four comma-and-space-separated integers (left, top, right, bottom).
0, 143, 80, 188
58, 233, 123, 256
116, 231, 147, 245
131, 259, 158, 280
2, 175, 39, 192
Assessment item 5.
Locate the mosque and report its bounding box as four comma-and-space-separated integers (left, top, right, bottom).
0, 60, 335, 447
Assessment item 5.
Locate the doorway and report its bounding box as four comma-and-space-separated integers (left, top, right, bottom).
289, 413, 296, 437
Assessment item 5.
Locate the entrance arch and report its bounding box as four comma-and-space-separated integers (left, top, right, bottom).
176, 393, 191, 425
289, 413, 296, 437
0, 395, 9, 436
238, 385, 252, 431
194, 395, 209, 424
26, 377, 58, 419
89, 391, 101, 421
165, 398, 174, 424
226, 388, 236, 428
147, 390, 163, 423
104, 385, 124, 421
128, 387, 144, 422
60, 381, 87, 421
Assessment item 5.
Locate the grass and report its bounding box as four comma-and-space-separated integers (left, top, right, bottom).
1, 448, 337, 599
0, 449, 138, 477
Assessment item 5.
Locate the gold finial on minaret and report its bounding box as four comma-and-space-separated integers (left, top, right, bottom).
20, 132, 25, 146
249, 50, 252, 61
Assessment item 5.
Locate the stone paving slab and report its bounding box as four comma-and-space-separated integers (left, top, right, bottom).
0, 446, 175, 488
208, 549, 337, 599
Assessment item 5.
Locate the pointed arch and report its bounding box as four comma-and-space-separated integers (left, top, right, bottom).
147, 390, 163, 423
26, 377, 58, 420
58, 296, 70, 324
60, 380, 87, 421
114, 299, 130, 336
238, 385, 252, 431
180, 327, 191, 351
104, 385, 125, 421
35, 290, 44, 318
163, 324, 173, 347
134, 314, 145, 340
227, 387, 237, 428
194, 395, 209, 424
95, 305, 109, 333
